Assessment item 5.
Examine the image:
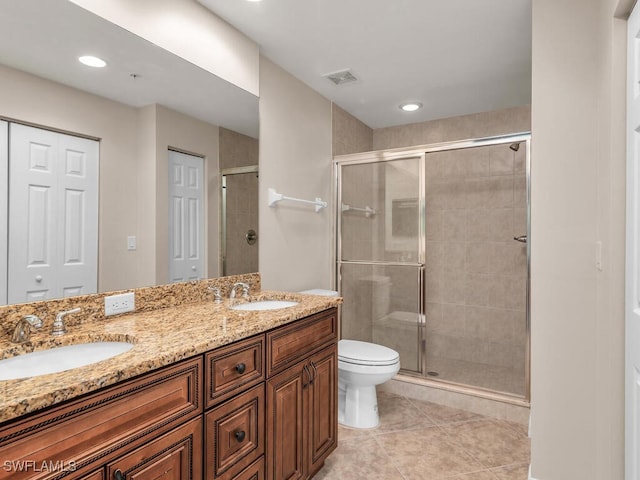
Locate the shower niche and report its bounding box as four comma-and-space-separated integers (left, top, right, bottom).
335, 133, 530, 402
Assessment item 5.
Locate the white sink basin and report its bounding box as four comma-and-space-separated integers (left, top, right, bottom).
0, 342, 134, 380
231, 300, 299, 311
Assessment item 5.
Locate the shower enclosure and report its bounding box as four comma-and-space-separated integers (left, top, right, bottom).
335, 133, 530, 401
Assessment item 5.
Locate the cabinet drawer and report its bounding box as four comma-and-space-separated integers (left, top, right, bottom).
0, 358, 202, 480
232, 456, 264, 480
205, 384, 265, 480
107, 416, 202, 480
205, 335, 265, 408
266, 309, 337, 377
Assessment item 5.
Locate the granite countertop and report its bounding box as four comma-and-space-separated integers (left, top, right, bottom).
0, 291, 341, 424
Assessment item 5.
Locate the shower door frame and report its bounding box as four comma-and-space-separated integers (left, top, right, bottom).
335, 132, 531, 404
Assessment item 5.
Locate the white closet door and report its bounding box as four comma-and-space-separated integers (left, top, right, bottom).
168, 150, 204, 283
56, 132, 99, 298
627, 4, 640, 479
8, 124, 98, 304
0, 121, 7, 306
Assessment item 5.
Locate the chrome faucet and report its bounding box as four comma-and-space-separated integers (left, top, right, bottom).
229, 282, 250, 300
11, 315, 43, 343
209, 286, 222, 303
52, 307, 81, 336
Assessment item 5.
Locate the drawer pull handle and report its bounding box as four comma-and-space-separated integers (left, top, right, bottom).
236, 363, 246, 374
114, 469, 125, 480
235, 430, 246, 442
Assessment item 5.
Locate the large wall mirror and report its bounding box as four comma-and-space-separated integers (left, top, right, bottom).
0, 0, 259, 306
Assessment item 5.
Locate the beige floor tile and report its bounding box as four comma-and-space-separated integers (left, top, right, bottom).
490, 462, 530, 479
315, 393, 530, 479
313, 436, 405, 480
373, 391, 436, 433
442, 419, 530, 468
408, 397, 484, 425
374, 427, 485, 479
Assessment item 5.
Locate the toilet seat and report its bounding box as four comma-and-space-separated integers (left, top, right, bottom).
338, 339, 400, 366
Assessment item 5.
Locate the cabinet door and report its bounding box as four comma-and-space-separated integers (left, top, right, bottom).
306, 345, 337, 478
265, 362, 307, 480
106, 417, 202, 480
205, 384, 264, 480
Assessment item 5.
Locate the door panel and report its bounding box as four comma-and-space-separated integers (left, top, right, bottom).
266, 363, 305, 480
8, 123, 98, 304
627, 5, 640, 478
168, 150, 204, 283
0, 122, 6, 305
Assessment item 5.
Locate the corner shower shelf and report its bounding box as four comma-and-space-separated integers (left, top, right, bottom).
268, 188, 327, 213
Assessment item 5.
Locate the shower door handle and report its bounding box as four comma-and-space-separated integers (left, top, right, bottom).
513, 235, 527, 243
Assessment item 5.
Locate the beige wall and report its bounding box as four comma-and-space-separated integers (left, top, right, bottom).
154, 105, 220, 282
373, 105, 531, 151
258, 58, 333, 291
530, 0, 625, 478
332, 104, 373, 155
69, 0, 259, 96
0, 65, 224, 294
0, 64, 143, 291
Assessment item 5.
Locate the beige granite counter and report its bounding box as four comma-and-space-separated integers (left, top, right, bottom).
0, 290, 341, 424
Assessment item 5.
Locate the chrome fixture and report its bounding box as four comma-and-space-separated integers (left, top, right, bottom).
246, 229, 258, 245
52, 307, 81, 336
513, 235, 528, 243
230, 282, 250, 300
509, 142, 520, 152
209, 286, 222, 303
11, 315, 43, 343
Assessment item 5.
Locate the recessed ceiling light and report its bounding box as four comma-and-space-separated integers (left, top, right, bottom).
399, 102, 422, 112
78, 55, 107, 68
246, 0, 263, 2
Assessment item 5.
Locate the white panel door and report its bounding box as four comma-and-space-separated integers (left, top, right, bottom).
0, 121, 7, 306
56, 132, 99, 298
627, 5, 640, 479
168, 150, 204, 283
8, 124, 98, 304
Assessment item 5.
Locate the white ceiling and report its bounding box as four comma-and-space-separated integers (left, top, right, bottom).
199, 0, 532, 129
0, 0, 259, 138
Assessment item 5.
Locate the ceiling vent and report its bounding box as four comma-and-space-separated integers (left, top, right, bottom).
323, 69, 358, 86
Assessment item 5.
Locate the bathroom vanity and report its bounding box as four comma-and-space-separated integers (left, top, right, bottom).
0, 284, 340, 480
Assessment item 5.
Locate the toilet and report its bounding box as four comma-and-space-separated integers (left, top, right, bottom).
299, 289, 401, 429
337, 339, 400, 429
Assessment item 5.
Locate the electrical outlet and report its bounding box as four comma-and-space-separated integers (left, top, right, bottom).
104, 292, 135, 316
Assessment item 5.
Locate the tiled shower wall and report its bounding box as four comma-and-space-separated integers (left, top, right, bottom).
219, 127, 259, 275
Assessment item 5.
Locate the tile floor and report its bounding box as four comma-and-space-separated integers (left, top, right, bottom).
315, 391, 530, 480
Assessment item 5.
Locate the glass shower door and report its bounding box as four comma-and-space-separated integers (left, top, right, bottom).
337, 156, 425, 374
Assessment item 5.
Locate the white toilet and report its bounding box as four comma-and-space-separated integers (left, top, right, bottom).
299, 289, 401, 429
337, 339, 400, 429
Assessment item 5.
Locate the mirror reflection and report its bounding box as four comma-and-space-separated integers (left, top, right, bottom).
0, 0, 259, 306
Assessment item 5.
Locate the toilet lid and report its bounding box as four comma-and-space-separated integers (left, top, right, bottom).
338, 339, 400, 366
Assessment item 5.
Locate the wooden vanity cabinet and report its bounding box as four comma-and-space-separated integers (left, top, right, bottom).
0, 307, 337, 480
0, 357, 202, 480
265, 309, 338, 480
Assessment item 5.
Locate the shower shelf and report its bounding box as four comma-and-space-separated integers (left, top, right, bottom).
268, 187, 327, 212
341, 204, 376, 218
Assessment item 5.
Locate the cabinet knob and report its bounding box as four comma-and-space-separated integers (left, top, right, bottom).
235, 430, 246, 442
235, 363, 246, 374
113, 469, 125, 480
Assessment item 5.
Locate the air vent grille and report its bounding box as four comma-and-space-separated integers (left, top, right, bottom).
323, 69, 358, 85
